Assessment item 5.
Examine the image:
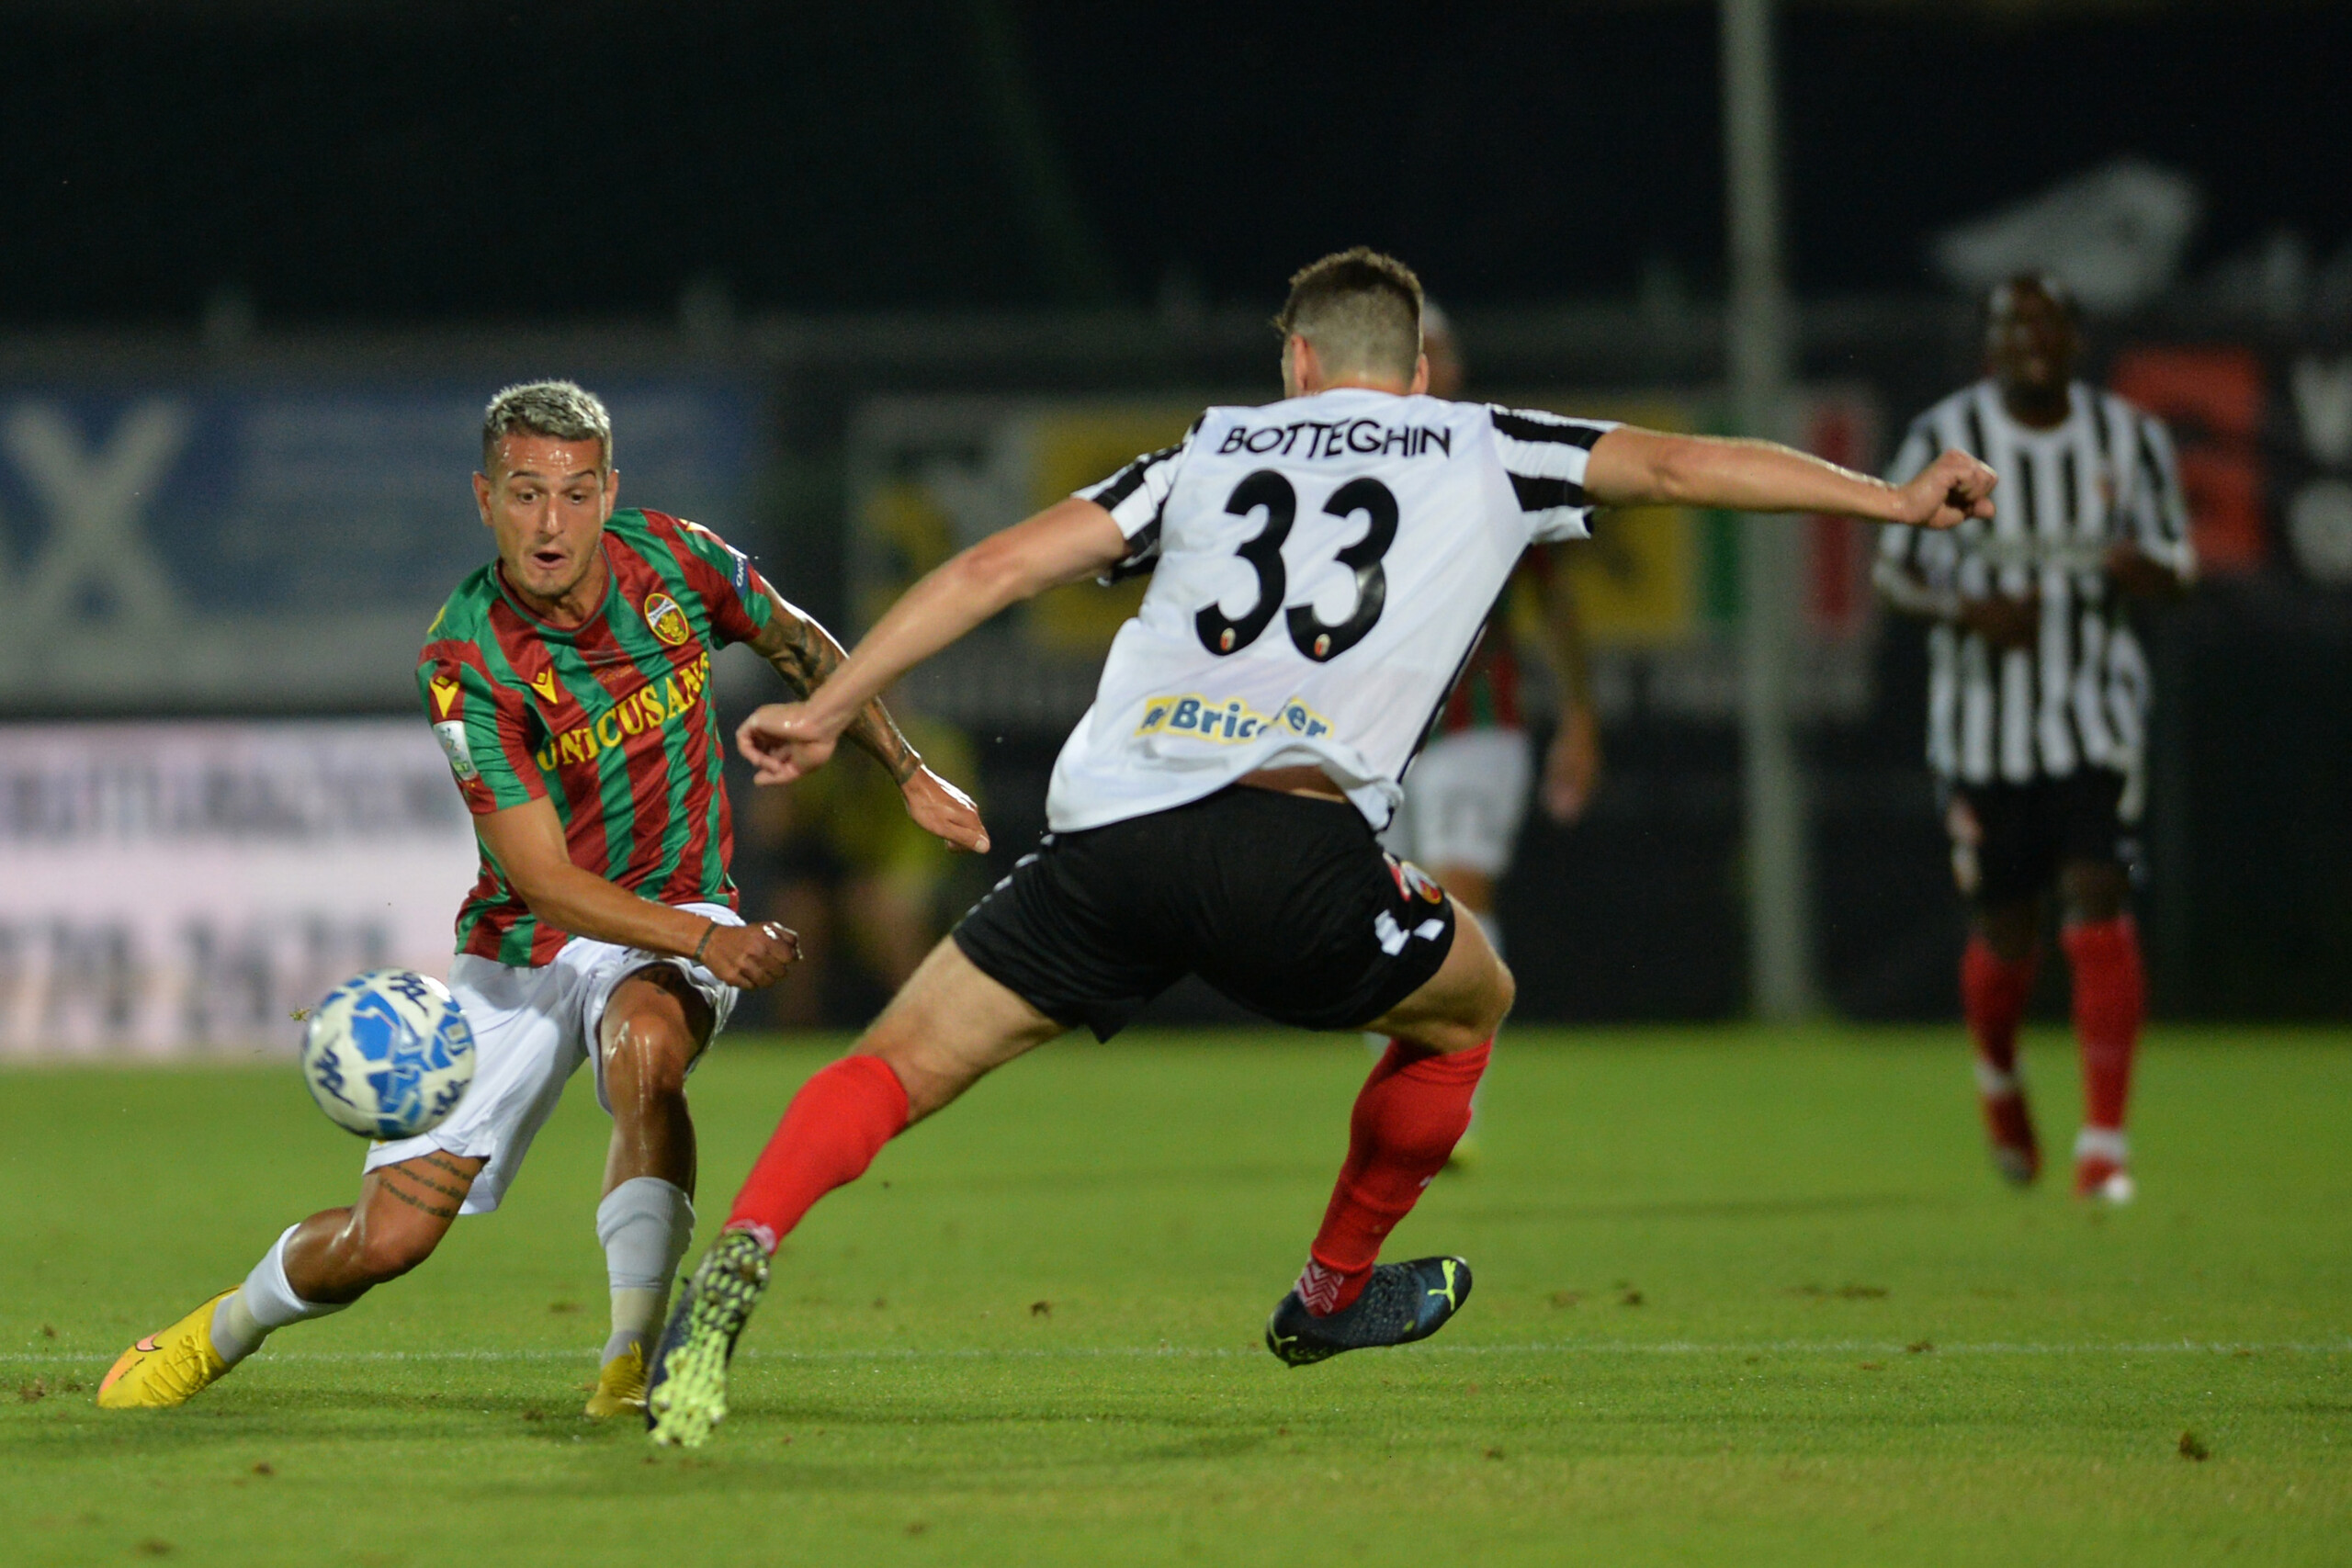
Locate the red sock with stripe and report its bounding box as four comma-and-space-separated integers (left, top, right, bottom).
723, 1055, 910, 1251
1962, 935, 2036, 1085
1962, 935, 2041, 1175
2063, 916, 2144, 1134
1298, 1041, 1489, 1316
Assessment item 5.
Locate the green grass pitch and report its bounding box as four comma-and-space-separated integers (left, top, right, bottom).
4, 1026, 2347, 1566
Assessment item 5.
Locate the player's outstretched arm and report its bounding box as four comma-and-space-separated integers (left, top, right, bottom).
737, 497, 1129, 786
1528, 550, 1601, 824
1584, 428, 1996, 529
746, 592, 989, 853
474, 796, 801, 988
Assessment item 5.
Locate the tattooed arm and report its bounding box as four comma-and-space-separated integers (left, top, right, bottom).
749, 592, 924, 783
746, 588, 989, 853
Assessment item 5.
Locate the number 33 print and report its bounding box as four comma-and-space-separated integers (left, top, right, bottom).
1193, 470, 1398, 662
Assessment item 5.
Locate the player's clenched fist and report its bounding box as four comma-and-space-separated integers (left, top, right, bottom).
737, 701, 842, 785
1896, 449, 1998, 530
698, 919, 802, 989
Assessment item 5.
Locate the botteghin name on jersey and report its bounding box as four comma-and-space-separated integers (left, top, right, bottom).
1215, 418, 1453, 460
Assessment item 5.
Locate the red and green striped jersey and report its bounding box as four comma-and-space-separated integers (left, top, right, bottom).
418, 509, 777, 966
1434, 550, 1549, 736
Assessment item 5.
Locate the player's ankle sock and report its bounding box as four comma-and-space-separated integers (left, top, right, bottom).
1961, 935, 2037, 1086
2063, 915, 2144, 1134
596, 1176, 695, 1361
1300, 1041, 1489, 1314
211, 1224, 351, 1366
723, 1055, 910, 1252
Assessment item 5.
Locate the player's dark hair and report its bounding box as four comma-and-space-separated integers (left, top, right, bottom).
481, 379, 614, 474
1985, 272, 2079, 327
1275, 248, 1425, 382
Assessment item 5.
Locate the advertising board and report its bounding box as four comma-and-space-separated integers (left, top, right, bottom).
0, 720, 480, 1056
0, 378, 757, 709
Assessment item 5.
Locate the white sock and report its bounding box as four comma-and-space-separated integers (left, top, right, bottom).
596, 1177, 695, 1363
2075, 1126, 2129, 1165
210, 1224, 350, 1366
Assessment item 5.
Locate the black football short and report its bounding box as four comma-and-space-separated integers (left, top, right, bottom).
1943, 766, 2132, 908
952, 786, 1458, 1041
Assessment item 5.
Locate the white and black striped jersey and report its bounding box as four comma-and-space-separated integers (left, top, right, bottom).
1047, 388, 1613, 833
1874, 379, 2193, 803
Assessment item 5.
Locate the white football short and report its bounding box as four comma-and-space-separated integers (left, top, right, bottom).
364, 902, 743, 1214
1384, 728, 1533, 880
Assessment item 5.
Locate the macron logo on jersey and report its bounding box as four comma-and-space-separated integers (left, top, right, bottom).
1215, 417, 1453, 461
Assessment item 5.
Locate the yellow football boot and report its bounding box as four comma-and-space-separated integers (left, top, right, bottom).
583, 1343, 649, 1417
96, 1290, 237, 1409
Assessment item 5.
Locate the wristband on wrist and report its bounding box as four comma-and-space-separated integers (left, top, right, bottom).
693, 921, 717, 966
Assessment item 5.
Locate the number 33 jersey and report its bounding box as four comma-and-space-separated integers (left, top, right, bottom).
1047, 388, 1614, 833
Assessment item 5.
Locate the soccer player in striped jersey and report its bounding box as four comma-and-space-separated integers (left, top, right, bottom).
96, 381, 985, 1416
1874, 276, 2193, 1202
641, 249, 1994, 1447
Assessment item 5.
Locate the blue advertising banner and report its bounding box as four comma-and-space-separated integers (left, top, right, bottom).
0, 379, 758, 708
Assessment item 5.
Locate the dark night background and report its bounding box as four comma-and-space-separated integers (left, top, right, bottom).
3, 0, 2345, 324
1, 0, 2343, 1026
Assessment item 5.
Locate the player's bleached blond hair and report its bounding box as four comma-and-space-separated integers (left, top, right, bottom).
481, 379, 613, 474
1273, 247, 1425, 382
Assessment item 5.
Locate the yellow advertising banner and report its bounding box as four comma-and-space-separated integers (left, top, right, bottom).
1507, 394, 1700, 649
856, 393, 1709, 659
1024, 405, 1200, 651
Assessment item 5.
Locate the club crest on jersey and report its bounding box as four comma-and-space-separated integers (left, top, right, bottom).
642, 592, 691, 648
1386, 854, 1445, 906
428, 673, 461, 717
1134, 692, 1332, 744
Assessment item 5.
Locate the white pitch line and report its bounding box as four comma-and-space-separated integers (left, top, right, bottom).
9, 1339, 2347, 1369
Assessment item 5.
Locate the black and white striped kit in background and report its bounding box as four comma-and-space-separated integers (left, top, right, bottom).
1875, 381, 2195, 817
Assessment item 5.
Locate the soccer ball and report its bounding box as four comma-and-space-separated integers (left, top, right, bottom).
300, 970, 477, 1140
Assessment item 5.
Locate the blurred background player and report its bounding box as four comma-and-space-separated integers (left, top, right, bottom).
96, 381, 985, 1417
1374, 303, 1601, 1165
1874, 276, 2193, 1202
1388, 303, 1603, 932
742, 710, 983, 1027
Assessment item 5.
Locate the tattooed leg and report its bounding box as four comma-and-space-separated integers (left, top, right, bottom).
278, 1151, 487, 1304
186, 1152, 490, 1371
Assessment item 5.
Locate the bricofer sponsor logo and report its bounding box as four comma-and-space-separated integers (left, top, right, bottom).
1216, 419, 1452, 461
1135, 693, 1333, 744
534, 652, 712, 770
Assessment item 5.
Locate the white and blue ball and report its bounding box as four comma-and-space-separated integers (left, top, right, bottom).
300, 969, 476, 1139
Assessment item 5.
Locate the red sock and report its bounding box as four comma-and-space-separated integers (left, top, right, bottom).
1961, 935, 2037, 1087
1301, 1041, 1489, 1315
723, 1055, 910, 1251
2063, 916, 2144, 1133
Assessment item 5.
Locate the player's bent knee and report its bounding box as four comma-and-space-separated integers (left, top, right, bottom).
605, 1016, 694, 1105
2062, 861, 2129, 925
